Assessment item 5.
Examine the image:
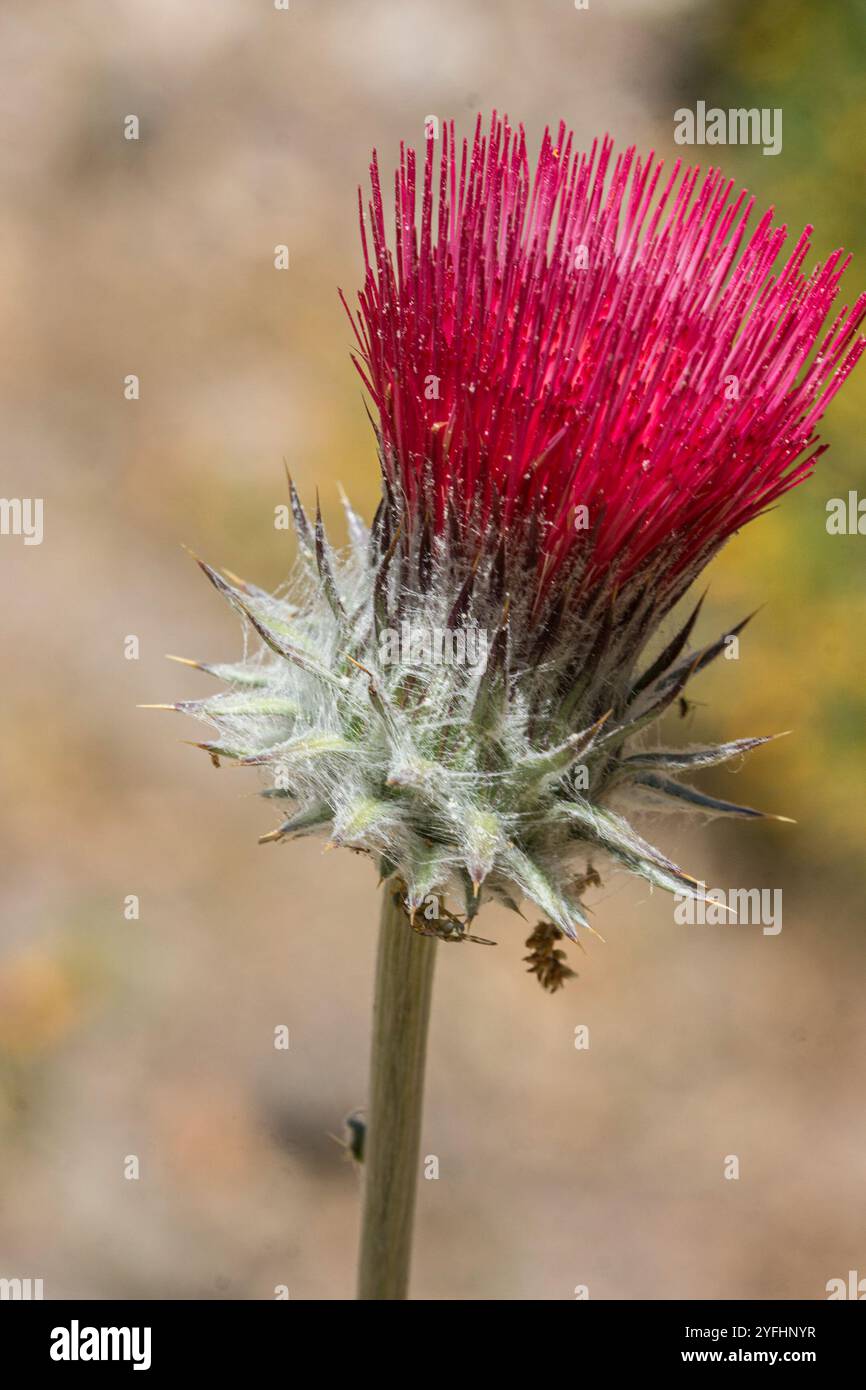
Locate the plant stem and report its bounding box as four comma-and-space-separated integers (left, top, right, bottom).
357, 882, 437, 1299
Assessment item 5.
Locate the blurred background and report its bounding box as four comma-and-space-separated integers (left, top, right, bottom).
1, 0, 864, 1300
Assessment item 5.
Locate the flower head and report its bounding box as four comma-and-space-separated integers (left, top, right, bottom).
165, 118, 865, 980
346, 114, 865, 613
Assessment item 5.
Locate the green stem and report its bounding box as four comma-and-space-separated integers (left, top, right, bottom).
357, 882, 437, 1299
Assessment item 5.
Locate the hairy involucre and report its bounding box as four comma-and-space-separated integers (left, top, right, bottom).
173, 485, 782, 942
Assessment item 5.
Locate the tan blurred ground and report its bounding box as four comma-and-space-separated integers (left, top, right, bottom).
0, 0, 864, 1299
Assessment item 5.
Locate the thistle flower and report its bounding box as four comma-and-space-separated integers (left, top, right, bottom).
164, 115, 864, 959
155, 114, 865, 1302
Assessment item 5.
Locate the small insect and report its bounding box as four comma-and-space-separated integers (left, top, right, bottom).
343, 1110, 366, 1164
394, 881, 497, 944
412, 919, 497, 946
408, 896, 496, 945
329, 1108, 366, 1166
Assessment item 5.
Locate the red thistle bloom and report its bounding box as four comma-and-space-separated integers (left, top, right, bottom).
156, 114, 866, 1305
170, 113, 863, 958
345, 114, 866, 606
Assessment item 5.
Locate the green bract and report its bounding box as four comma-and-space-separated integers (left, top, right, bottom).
165, 482, 784, 947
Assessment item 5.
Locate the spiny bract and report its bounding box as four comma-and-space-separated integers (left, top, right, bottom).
166, 478, 783, 944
